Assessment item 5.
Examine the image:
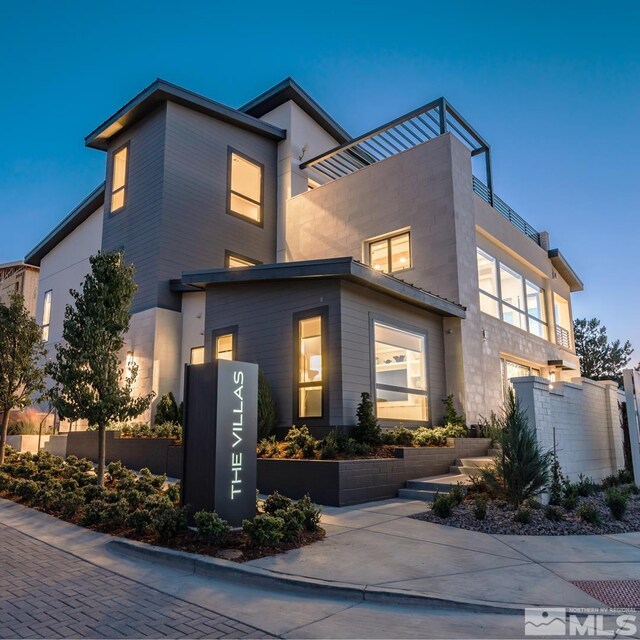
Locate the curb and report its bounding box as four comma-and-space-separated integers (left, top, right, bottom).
108, 538, 528, 615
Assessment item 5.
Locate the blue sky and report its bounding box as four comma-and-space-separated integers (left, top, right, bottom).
1, 1, 638, 357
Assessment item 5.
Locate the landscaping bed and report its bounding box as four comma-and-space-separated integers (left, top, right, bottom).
0, 447, 324, 562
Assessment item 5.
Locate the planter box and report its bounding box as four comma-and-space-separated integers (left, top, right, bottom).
6, 434, 51, 454
257, 438, 492, 506
65, 431, 183, 477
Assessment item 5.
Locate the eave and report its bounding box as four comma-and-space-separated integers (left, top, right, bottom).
548, 249, 584, 292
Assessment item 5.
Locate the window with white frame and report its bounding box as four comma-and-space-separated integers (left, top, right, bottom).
476, 248, 549, 340
367, 231, 411, 274
373, 321, 428, 422
41, 290, 52, 341
501, 358, 541, 400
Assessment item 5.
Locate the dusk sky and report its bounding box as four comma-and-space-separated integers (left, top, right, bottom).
1, 1, 638, 360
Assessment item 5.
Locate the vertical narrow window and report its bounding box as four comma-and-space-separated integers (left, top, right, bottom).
41, 290, 52, 341
373, 322, 428, 422
499, 264, 527, 330
110, 145, 128, 212
368, 231, 411, 273
215, 334, 234, 360
526, 281, 548, 339
298, 316, 323, 418
228, 151, 263, 224
553, 294, 572, 349
476, 249, 500, 318
190, 346, 205, 364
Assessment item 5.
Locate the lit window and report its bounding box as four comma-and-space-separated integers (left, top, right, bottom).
110, 145, 128, 212
215, 334, 234, 361
501, 358, 542, 400
298, 316, 323, 418
190, 346, 205, 365
374, 322, 428, 422
477, 249, 500, 319
368, 232, 411, 273
41, 290, 52, 342
554, 294, 572, 349
500, 264, 527, 330
526, 281, 547, 339
229, 152, 262, 223
226, 253, 258, 268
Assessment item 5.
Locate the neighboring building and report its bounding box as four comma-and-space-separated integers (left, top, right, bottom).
0, 261, 39, 316
25, 78, 583, 429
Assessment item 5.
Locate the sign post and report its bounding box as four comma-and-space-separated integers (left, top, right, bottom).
623, 369, 640, 484
182, 359, 258, 527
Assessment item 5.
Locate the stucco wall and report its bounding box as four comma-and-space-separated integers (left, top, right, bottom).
513, 376, 625, 481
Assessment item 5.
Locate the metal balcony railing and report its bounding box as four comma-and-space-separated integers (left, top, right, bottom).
472, 176, 541, 246
555, 325, 571, 350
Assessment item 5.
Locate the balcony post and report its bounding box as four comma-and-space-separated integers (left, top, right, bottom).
485, 148, 494, 207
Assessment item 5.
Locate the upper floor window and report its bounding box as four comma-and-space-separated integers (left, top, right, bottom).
368, 231, 411, 274
226, 252, 259, 268
553, 293, 572, 349
228, 150, 263, 225
41, 290, 52, 342
190, 346, 205, 365
215, 334, 234, 360
110, 145, 128, 213
476, 248, 549, 340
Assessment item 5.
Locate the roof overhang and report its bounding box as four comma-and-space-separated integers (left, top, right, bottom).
548, 359, 579, 371
548, 249, 584, 292
0, 260, 38, 271
85, 79, 287, 151
179, 257, 466, 318
240, 77, 350, 144
25, 183, 105, 266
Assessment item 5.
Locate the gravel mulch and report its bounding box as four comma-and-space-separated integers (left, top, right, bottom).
410, 490, 640, 536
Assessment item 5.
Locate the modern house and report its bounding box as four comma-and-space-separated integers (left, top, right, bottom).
0, 261, 39, 317
25, 77, 582, 432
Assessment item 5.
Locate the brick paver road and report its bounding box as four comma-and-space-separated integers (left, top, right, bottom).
0, 523, 266, 639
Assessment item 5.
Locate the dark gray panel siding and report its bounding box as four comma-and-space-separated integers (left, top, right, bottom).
339, 281, 446, 426
101, 105, 167, 313
204, 280, 343, 428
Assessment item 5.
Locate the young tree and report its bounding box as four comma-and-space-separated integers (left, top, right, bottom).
46, 252, 154, 485
0, 292, 46, 464
574, 318, 633, 381
257, 369, 278, 440
352, 392, 382, 445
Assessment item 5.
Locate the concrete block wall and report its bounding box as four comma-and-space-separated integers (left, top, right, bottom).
513, 376, 625, 481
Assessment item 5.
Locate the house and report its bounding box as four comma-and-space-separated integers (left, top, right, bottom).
25, 78, 582, 431
0, 261, 39, 317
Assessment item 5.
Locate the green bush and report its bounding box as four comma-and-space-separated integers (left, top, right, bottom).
319, 430, 339, 459
165, 483, 180, 504
243, 514, 285, 546
194, 511, 231, 544
273, 507, 305, 542
548, 452, 565, 506
513, 508, 532, 524
578, 502, 602, 525
544, 505, 564, 522
14, 479, 39, 503
263, 490, 293, 514
155, 392, 182, 426
442, 394, 466, 428
473, 495, 488, 520
81, 499, 109, 526
257, 435, 280, 458
381, 426, 415, 446
618, 469, 634, 485
562, 494, 578, 512
605, 488, 628, 520
149, 502, 187, 543
295, 494, 322, 532
352, 392, 382, 446
284, 425, 317, 458
601, 474, 620, 490
449, 483, 466, 506
126, 508, 153, 534
576, 474, 596, 497
524, 498, 542, 510
258, 370, 278, 440
432, 493, 454, 518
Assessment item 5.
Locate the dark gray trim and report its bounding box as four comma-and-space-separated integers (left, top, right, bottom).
25, 183, 105, 266
240, 77, 350, 144
548, 249, 584, 292
224, 250, 262, 268
182, 257, 466, 319
211, 325, 239, 362
292, 306, 330, 425
226, 147, 264, 228
85, 79, 286, 150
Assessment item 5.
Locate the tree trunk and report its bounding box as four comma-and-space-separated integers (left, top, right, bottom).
97, 423, 106, 487
0, 409, 10, 465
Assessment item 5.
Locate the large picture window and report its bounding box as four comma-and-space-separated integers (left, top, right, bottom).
41, 290, 52, 342
476, 248, 549, 340
110, 144, 128, 213
368, 231, 411, 274
228, 150, 263, 225
373, 322, 428, 422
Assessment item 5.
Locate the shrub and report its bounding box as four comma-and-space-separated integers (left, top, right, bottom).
257, 436, 280, 458
284, 425, 317, 458
243, 514, 285, 546
414, 427, 446, 447
14, 479, 39, 503
562, 494, 578, 512
576, 474, 596, 497
155, 392, 182, 425
473, 495, 488, 520
149, 502, 187, 543
81, 500, 108, 526
126, 508, 153, 534
513, 508, 532, 525
381, 426, 415, 446
263, 490, 293, 514
58, 492, 84, 518
432, 493, 454, 518
352, 392, 382, 446
194, 511, 231, 544
524, 497, 542, 510
601, 474, 620, 490
273, 507, 305, 542
449, 483, 466, 506
103, 499, 130, 528
295, 494, 322, 532
258, 370, 278, 440
481, 390, 551, 508
442, 394, 466, 428
165, 483, 180, 505
605, 488, 628, 520
319, 431, 339, 459
618, 469, 634, 485
544, 505, 564, 522
578, 502, 602, 525
548, 451, 565, 506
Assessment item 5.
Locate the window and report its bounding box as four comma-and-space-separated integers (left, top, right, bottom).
110, 145, 128, 212
228, 150, 263, 224
501, 358, 541, 400
554, 293, 572, 349
215, 334, 234, 361
225, 252, 259, 268
41, 290, 52, 341
476, 248, 549, 339
297, 314, 324, 419
368, 231, 411, 273
190, 346, 205, 365
373, 322, 428, 422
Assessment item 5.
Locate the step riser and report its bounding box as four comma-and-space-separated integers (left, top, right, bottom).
397, 489, 440, 502
405, 481, 459, 492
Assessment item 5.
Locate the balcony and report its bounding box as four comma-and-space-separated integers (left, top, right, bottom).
555, 325, 572, 350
